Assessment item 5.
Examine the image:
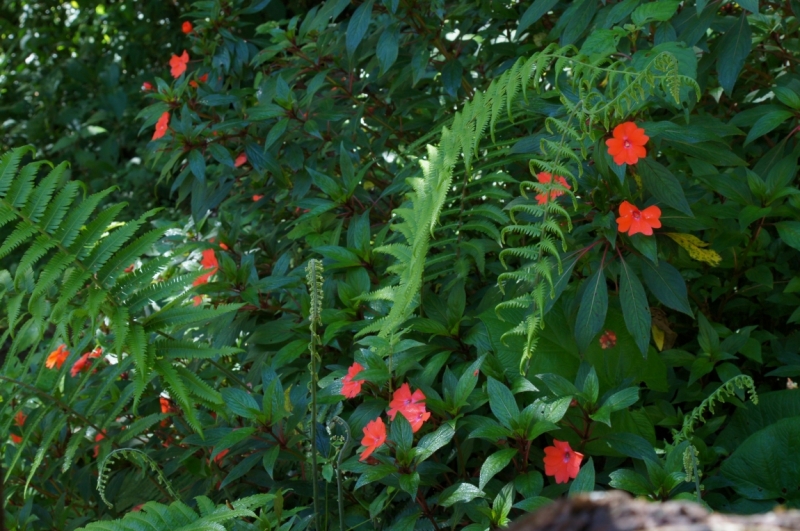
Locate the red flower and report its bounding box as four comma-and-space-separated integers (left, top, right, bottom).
605, 122, 649, 165
213, 448, 229, 465
535, 172, 571, 205
124, 264, 135, 273
388, 383, 430, 433
340, 362, 365, 398
160, 397, 174, 427
89, 347, 103, 359
543, 439, 583, 484
169, 50, 190, 78
599, 330, 617, 349
152, 111, 170, 140
45, 344, 69, 369
10, 411, 25, 444
142, 81, 153, 91
616, 201, 661, 237
234, 153, 248, 168
131, 504, 144, 512
93, 431, 106, 458
70, 353, 92, 377
192, 247, 218, 305
182, 21, 193, 34
253, 194, 264, 202
405, 407, 431, 433
189, 73, 208, 88
359, 417, 386, 461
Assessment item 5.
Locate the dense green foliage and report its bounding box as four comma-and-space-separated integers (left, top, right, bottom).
2, 0, 800, 530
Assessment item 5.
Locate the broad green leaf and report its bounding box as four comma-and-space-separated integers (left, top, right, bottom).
716, 13, 752, 95
376, 24, 400, 75
776, 222, 800, 252
355, 464, 398, 490
744, 110, 794, 146
439, 482, 485, 507
346, 0, 374, 56
536, 373, 579, 398
487, 377, 520, 430
640, 258, 693, 316
604, 432, 659, 463
516, 0, 560, 37
221, 388, 261, 420
721, 417, 800, 500
575, 267, 609, 352
609, 469, 652, 496
631, 0, 680, 26
399, 472, 420, 497
390, 414, 413, 452
590, 387, 640, 426
619, 256, 651, 356
637, 158, 693, 216
415, 422, 455, 462
479, 449, 518, 490
568, 457, 595, 495
717, 391, 800, 453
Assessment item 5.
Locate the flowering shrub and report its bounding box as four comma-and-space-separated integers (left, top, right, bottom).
2, 0, 800, 530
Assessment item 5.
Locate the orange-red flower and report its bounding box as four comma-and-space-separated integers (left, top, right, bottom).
160, 397, 174, 427
543, 439, 583, 484
616, 201, 662, 237
340, 362, 365, 398
93, 431, 106, 458
142, 81, 153, 91
599, 330, 617, 349
213, 448, 229, 465
359, 417, 386, 461
169, 50, 190, 78
605, 122, 649, 165
234, 153, 248, 168
152, 111, 170, 140
10, 411, 26, 444
253, 194, 264, 202
70, 353, 91, 377
388, 383, 430, 433
45, 344, 69, 369
193, 247, 219, 306
182, 21, 193, 34
189, 73, 208, 88
535, 172, 570, 205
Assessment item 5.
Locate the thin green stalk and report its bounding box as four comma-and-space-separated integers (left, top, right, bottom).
306, 259, 324, 530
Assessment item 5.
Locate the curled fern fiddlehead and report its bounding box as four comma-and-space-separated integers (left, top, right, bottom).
97, 448, 179, 508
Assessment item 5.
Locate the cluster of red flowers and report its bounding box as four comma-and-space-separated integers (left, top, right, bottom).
338, 363, 432, 461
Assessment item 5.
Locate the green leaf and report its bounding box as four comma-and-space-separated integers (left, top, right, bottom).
453, 356, 484, 410
717, 391, 800, 453
212, 428, 256, 461
516, 0, 560, 37
415, 422, 455, 463
376, 24, 399, 75
575, 266, 609, 352
776, 222, 800, 251
568, 457, 595, 495
439, 482, 485, 507
390, 414, 414, 452
609, 469, 652, 496
487, 377, 520, 430
604, 432, 659, 463
222, 388, 261, 420
631, 0, 680, 26
637, 158, 693, 217
346, 0, 374, 56
355, 464, 398, 489
590, 387, 640, 426
479, 449, 518, 491
398, 472, 420, 497
640, 258, 693, 317
716, 13, 752, 96
721, 416, 800, 500
536, 373, 579, 398
744, 110, 794, 146
618, 256, 651, 356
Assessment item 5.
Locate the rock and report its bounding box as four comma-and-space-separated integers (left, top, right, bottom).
507, 491, 800, 531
